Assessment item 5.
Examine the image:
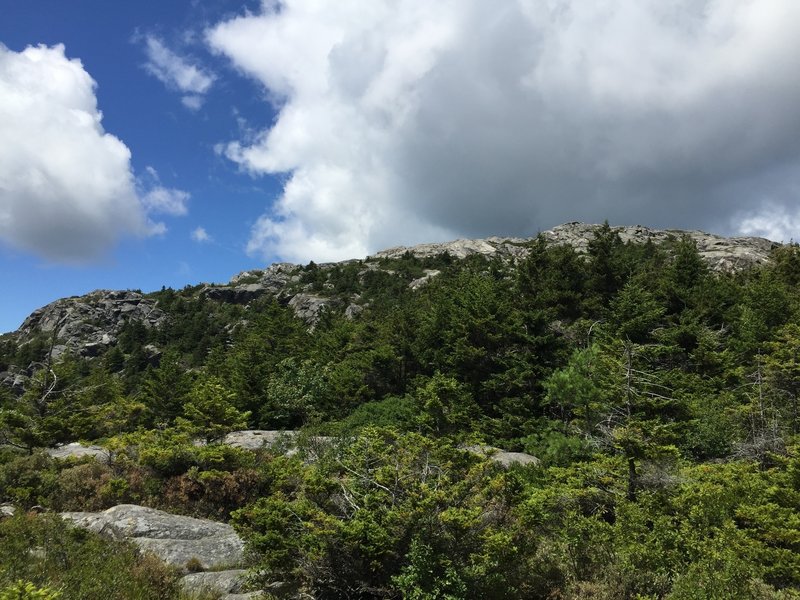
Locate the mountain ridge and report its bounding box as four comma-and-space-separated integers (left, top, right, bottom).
0, 222, 780, 373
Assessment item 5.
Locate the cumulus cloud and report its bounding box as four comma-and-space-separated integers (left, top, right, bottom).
0, 44, 188, 262
208, 0, 800, 263
191, 226, 212, 243
143, 35, 214, 109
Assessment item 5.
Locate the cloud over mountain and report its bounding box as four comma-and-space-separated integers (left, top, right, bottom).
0, 44, 185, 262
209, 0, 800, 263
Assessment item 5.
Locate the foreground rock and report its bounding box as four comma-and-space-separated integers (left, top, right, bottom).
62, 504, 244, 571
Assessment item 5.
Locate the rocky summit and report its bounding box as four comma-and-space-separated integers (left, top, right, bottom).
0, 223, 779, 371
373, 222, 777, 272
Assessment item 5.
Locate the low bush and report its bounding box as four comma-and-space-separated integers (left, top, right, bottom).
0, 513, 179, 600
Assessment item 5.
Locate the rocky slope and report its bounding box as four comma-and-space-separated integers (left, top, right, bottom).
372, 222, 777, 272
1, 223, 778, 372
14, 289, 164, 361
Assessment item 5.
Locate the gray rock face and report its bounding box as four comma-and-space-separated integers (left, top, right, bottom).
542, 222, 777, 272
62, 504, 244, 571
203, 283, 270, 304
371, 237, 528, 261
50, 432, 535, 471
369, 223, 776, 273
14, 290, 164, 360
344, 303, 365, 319
409, 269, 441, 290
287, 293, 337, 324
229, 262, 301, 295
222, 430, 333, 463
0, 367, 27, 393
180, 570, 291, 598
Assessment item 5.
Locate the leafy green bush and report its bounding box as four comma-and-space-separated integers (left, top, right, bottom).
0, 580, 61, 600
233, 428, 539, 598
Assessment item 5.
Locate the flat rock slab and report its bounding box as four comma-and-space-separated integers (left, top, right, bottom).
463, 445, 540, 468
222, 430, 297, 450
47, 442, 110, 462
62, 504, 244, 571
181, 569, 248, 595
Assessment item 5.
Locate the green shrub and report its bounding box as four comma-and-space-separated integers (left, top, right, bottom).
0, 513, 179, 599
0, 580, 61, 600
233, 428, 538, 598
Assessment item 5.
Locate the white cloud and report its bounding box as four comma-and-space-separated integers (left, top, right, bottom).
0, 43, 188, 262
191, 226, 211, 242
181, 94, 204, 111
139, 166, 190, 219
141, 187, 190, 216
208, 0, 800, 262
143, 35, 214, 109
738, 204, 800, 243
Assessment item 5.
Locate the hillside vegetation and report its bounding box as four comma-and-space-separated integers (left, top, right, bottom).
1, 223, 800, 599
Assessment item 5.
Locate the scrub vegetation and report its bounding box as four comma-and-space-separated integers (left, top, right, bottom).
2, 225, 800, 598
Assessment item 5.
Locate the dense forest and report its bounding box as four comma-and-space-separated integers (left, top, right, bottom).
1, 224, 800, 599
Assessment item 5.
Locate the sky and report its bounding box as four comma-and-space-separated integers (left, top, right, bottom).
2, 0, 800, 333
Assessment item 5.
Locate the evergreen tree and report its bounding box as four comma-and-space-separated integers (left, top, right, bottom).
177, 375, 250, 443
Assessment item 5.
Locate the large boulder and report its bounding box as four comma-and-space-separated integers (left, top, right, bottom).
62, 504, 244, 571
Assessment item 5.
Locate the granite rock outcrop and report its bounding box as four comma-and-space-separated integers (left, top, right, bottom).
12, 290, 164, 362
61, 504, 244, 571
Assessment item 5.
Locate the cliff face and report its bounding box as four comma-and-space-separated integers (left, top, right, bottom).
14, 290, 164, 361
1, 223, 779, 372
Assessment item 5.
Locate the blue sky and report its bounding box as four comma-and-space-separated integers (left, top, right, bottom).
2, 1, 800, 334
0, 0, 278, 333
